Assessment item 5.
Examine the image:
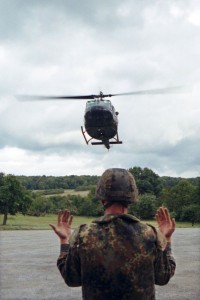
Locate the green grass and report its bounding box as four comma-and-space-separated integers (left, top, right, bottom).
62, 189, 89, 197
41, 189, 89, 198
0, 214, 199, 230
0, 214, 94, 230
143, 220, 200, 228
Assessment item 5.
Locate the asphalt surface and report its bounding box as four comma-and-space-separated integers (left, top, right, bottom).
0, 228, 200, 300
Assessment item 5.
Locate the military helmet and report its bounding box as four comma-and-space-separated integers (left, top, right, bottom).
96, 168, 138, 204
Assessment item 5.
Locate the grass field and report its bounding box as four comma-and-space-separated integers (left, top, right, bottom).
39, 189, 90, 197
0, 213, 199, 230
62, 189, 89, 197
0, 214, 95, 230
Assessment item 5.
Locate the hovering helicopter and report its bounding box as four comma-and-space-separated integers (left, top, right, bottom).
18, 86, 182, 149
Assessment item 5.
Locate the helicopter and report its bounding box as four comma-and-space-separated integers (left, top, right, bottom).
18, 86, 183, 149
80, 91, 121, 149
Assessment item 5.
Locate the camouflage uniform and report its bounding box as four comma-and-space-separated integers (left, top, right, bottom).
57, 213, 176, 300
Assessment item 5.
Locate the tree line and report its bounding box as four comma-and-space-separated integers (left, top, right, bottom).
17, 175, 99, 190
16, 172, 199, 191
0, 168, 200, 225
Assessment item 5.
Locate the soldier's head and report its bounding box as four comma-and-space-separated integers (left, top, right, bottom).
96, 168, 138, 209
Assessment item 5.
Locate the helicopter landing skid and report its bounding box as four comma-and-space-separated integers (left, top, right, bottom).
81, 126, 122, 147
91, 140, 123, 146
81, 126, 93, 145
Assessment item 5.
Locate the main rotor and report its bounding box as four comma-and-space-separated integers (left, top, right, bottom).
17, 86, 184, 102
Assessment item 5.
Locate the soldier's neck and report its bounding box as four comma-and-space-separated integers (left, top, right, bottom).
104, 203, 128, 215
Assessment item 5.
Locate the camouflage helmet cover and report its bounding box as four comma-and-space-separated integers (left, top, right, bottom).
96, 168, 138, 204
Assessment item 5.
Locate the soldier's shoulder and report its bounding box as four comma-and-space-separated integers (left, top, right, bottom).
146, 223, 167, 250
146, 223, 157, 233
70, 222, 97, 243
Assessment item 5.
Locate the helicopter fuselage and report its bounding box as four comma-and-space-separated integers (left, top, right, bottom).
84, 99, 118, 141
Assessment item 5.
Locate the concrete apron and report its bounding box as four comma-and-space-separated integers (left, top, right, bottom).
0, 228, 200, 300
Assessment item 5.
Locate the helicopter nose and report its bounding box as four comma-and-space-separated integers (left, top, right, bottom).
94, 109, 112, 119
86, 111, 92, 119
86, 108, 112, 119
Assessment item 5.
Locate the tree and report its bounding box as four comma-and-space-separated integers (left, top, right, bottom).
170, 179, 194, 219
49, 195, 76, 214
27, 196, 54, 216
129, 194, 157, 220
85, 187, 103, 216
0, 174, 32, 225
70, 187, 103, 216
181, 204, 200, 225
128, 167, 163, 196
158, 187, 174, 211
17, 175, 99, 190
158, 179, 195, 220
192, 179, 200, 205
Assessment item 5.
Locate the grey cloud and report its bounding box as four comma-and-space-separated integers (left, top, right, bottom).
0, 0, 200, 177
0, 0, 146, 40
100, 135, 200, 177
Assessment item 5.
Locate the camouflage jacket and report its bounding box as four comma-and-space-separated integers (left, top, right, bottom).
57, 214, 176, 300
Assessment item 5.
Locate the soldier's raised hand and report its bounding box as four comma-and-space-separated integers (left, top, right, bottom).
155, 207, 176, 242
50, 209, 73, 244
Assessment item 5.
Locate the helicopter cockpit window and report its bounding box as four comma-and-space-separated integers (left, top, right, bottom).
86, 100, 111, 107
86, 100, 96, 106
101, 100, 111, 107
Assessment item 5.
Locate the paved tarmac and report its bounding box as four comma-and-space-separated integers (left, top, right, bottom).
0, 228, 199, 300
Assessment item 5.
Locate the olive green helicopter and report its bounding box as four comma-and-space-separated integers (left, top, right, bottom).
18, 86, 182, 149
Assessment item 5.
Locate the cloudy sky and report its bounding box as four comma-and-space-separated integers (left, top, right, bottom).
0, 0, 199, 178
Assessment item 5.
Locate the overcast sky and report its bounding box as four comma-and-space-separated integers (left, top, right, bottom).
0, 0, 200, 178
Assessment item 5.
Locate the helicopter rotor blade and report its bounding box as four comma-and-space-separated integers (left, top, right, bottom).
111, 86, 186, 97
16, 94, 99, 101
16, 86, 188, 102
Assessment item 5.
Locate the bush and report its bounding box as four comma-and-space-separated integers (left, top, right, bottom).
129, 194, 157, 220
28, 197, 54, 216
180, 204, 200, 225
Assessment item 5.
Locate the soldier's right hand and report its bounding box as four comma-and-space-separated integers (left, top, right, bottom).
49, 209, 73, 244
155, 207, 176, 242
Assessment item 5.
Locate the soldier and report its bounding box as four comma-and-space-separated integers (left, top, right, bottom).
50, 168, 176, 300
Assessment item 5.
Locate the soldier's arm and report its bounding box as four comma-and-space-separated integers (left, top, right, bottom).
154, 207, 176, 285
154, 241, 176, 285
50, 210, 81, 286
57, 241, 81, 287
